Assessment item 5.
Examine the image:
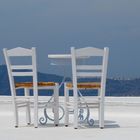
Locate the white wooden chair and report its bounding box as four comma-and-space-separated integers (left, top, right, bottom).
3, 47, 59, 128
64, 47, 109, 129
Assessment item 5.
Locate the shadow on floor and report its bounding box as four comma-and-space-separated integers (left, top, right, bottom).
37, 120, 120, 129
15, 120, 120, 129
77, 120, 120, 129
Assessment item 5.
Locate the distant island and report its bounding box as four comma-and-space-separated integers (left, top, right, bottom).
0, 65, 140, 96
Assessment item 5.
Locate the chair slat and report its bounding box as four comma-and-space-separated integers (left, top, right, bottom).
77, 72, 102, 77
11, 65, 33, 70
12, 72, 33, 76
76, 65, 102, 70
76, 47, 104, 57
7, 47, 33, 56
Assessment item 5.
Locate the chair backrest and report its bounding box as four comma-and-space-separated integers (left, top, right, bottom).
71, 47, 109, 97
3, 47, 38, 97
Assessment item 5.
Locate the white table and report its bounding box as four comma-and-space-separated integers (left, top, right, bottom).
48, 54, 72, 66
48, 53, 73, 82
48, 54, 95, 127
40, 54, 71, 125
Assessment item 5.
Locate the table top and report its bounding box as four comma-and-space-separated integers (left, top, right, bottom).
48, 54, 71, 59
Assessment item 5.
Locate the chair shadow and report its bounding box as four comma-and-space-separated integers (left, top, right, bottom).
77, 120, 120, 129
36, 120, 120, 129
21, 120, 120, 129
38, 123, 65, 128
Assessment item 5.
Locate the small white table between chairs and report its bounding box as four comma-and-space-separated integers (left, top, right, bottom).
48, 47, 109, 129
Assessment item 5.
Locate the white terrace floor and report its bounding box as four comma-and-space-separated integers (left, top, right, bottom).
0, 96, 140, 140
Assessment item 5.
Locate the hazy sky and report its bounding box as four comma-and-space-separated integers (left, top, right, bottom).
0, 0, 140, 78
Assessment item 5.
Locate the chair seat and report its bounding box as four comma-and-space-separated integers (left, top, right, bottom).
15, 82, 56, 88
66, 82, 101, 89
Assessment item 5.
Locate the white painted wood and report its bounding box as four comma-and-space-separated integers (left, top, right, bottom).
99, 47, 109, 128
76, 65, 102, 70
3, 48, 18, 127
76, 47, 104, 57
25, 88, 31, 125
48, 54, 71, 59
64, 46, 109, 129
7, 47, 33, 56
12, 72, 33, 76
3, 47, 59, 128
53, 83, 59, 126
48, 54, 88, 59
77, 72, 102, 77
11, 65, 33, 70
64, 83, 69, 126
71, 47, 78, 129
32, 47, 38, 128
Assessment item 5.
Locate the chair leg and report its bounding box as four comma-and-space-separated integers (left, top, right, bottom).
34, 92, 38, 128
98, 89, 101, 127
98, 89, 104, 128
73, 106, 78, 129
54, 84, 59, 126
26, 105, 31, 125
13, 103, 19, 127
73, 91, 78, 129
34, 105, 38, 128
99, 99, 104, 129
25, 88, 31, 125
64, 84, 69, 127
